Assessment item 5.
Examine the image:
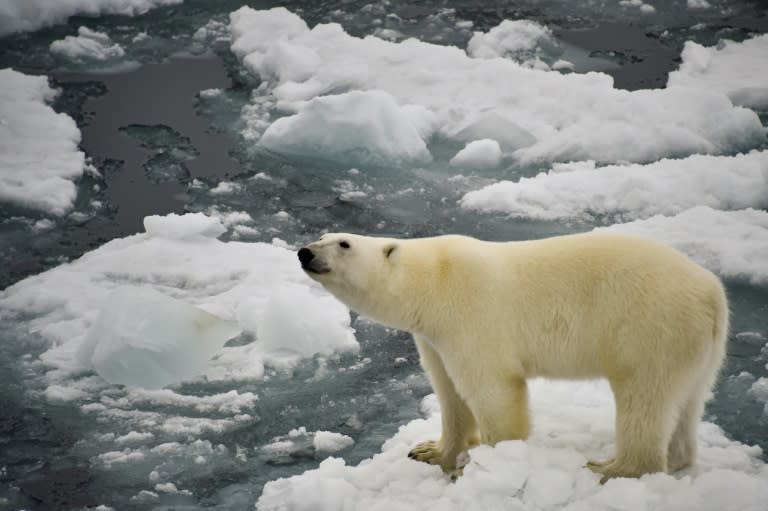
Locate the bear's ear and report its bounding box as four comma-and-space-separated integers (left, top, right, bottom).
383, 243, 398, 259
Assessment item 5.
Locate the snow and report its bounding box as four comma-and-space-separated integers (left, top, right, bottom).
0, 69, 85, 215
0, 0, 183, 36
0, 212, 358, 394
78, 287, 242, 389
50, 26, 125, 62
600, 206, 768, 285
257, 381, 768, 511
449, 139, 503, 169
259, 90, 434, 167
668, 34, 768, 109
313, 431, 355, 453
230, 7, 763, 164
460, 150, 768, 221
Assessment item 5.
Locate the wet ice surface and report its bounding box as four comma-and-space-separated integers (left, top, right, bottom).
1, 0, 767, 509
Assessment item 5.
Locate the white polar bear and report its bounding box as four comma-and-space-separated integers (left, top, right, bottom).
298, 232, 728, 482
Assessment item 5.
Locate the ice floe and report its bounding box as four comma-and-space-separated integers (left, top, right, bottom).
257, 381, 768, 511
601, 206, 768, 285
50, 26, 125, 62
668, 34, 768, 110
229, 7, 763, 165
0, 69, 86, 215
0, 212, 358, 393
0, 0, 183, 36
460, 150, 768, 221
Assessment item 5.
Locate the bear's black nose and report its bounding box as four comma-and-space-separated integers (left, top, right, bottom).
297, 247, 314, 266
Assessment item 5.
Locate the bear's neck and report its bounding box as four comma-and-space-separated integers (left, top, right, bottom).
362, 262, 441, 336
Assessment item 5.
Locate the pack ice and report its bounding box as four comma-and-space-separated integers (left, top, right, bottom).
230, 7, 764, 166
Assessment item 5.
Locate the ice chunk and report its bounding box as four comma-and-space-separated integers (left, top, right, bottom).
668, 34, 768, 109
599, 206, 768, 284
0, 69, 85, 214
467, 19, 561, 68
313, 431, 355, 453
79, 287, 241, 389
230, 8, 764, 164
448, 113, 536, 152
449, 139, 503, 169
255, 284, 358, 368
260, 90, 434, 167
143, 212, 226, 239
50, 26, 125, 62
460, 150, 768, 220
0, 0, 183, 37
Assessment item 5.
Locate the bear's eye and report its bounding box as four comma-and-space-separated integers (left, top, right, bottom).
339, 241, 350, 249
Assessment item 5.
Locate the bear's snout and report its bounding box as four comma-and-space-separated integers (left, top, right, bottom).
298, 245, 331, 275
298, 247, 314, 267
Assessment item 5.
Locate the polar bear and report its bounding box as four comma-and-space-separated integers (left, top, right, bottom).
297, 232, 728, 482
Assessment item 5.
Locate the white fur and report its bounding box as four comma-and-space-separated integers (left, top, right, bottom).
300, 232, 728, 481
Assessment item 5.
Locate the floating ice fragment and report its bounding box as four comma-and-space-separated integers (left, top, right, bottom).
467, 19, 561, 68
0, 69, 84, 214
143, 212, 226, 240
313, 431, 355, 453
449, 139, 503, 169
80, 287, 242, 389
50, 26, 125, 62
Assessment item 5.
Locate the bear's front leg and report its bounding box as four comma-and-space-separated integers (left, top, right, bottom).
409, 336, 478, 473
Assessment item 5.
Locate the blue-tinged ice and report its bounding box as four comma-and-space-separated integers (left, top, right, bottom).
79, 287, 241, 389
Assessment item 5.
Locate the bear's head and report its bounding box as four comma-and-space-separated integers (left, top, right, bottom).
298, 233, 403, 327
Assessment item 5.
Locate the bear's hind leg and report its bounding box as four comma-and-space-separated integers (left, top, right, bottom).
409, 336, 478, 473
667, 391, 706, 472
597, 376, 678, 483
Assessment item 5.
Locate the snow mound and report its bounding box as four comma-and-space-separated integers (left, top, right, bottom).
229, 7, 764, 165
260, 90, 434, 167
0, 69, 85, 215
460, 150, 768, 220
668, 34, 768, 109
0, 0, 183, 36
257, 380, 768, 511
599, 206, 768, 284
467, 19, 560, 69
449, 139, 503, 169
79, 287, 242, 389
50, 26, 125, 62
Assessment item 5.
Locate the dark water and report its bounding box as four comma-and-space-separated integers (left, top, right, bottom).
0, 1, 767, 509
